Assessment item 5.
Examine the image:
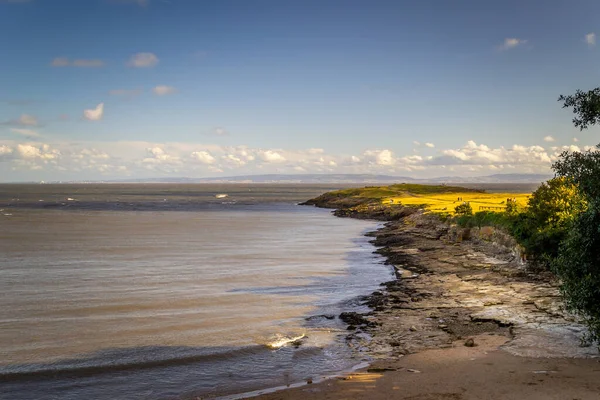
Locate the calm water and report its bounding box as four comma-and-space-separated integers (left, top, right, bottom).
0, 184, 392, 399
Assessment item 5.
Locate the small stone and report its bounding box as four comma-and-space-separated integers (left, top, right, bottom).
438, 324, 448, 330
367, 367, 397, 372
306, 378, 313, 384
409, 326, 417, 332
465, 338, 476, 347
407, 369, 421, 373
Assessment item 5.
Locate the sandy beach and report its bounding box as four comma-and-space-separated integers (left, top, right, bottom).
249, 202, 600, 400
254, 334, 600, 400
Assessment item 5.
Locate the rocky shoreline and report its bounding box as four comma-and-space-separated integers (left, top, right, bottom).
301, 198, 599, 360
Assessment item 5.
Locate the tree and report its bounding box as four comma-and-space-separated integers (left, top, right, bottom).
552, 146, 600, 343
510, 177, 586, 267
559, 88, 600, 130
555, 89, 600, 342
454, 202, 473, 216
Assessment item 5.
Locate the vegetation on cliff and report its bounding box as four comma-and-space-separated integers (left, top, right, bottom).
303, 151, 600, 344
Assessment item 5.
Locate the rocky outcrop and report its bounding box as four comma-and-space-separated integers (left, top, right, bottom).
303, 195, 599, 360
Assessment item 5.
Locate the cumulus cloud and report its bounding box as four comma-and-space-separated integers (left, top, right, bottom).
191, 150, 216, 164
16, 143, 60, 160
586, 32, 596, 46
10, 128, 40, 138
425, 142, 435, 148
152, 85, 176, 96
543, 135, 555, 142
127, 52, 159, 68
0, 145, 13, 159
428, 141, 553, 171
498, 38, 527, 51
1, 138, 579, 179
259, 150, 286, 163
363, 149, 396, 166
83, 103, 104, 121
51, 57, 105, 67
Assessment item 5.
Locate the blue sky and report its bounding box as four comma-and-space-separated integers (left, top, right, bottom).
1, 0, 599, 181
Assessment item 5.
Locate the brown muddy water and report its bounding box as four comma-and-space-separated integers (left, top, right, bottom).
0, 184, 393, 399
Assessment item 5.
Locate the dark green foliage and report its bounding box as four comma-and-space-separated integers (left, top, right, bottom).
509, 178, 586, 268
559, 88, 600, 130
454, 202, 473, 216
551, 145, 600, 343
505, 200, 519, 215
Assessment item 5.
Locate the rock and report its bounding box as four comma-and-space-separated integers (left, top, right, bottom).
347, 325, 357, 331
367, 367, 397, 372
465, 338, 476, 347
305, 314, 335, 321
306, 378, 313, 384
407, 369, 421, 373
409, 326, 417, 332
438, 324, 448, 330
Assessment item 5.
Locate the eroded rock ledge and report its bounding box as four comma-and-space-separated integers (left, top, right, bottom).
305, 199, 599, 359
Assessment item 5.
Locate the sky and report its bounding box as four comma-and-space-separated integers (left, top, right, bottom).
1, 0, 599, 182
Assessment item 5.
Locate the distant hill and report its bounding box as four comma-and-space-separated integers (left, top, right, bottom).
109, 173, 552, 184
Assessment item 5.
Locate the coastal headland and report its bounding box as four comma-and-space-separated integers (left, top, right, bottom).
252, 184, 600, 400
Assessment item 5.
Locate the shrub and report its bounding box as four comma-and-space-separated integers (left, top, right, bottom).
454, 202, 473, 216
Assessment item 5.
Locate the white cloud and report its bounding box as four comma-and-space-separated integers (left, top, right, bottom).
586, 33, 596, 46
0, 145, 13, 158
214, 127, 228, 136
127, 52, 159, 68
109, 88, 142, 97
412, 140, 420, 146
259, 150, 286, 163
543, 135, 555, 142
428, 140, 552, 170
573, 137, 579, 142
16, 144, 60, 160
498, 38, 527, 51
83, 103, 104, 121
152, 85, 176, 96
1, 138, 578, 179
191, 150, 216, 164
425, 142, 435, 148
363, 149, 396, 166
51, 57, 105, 67
10, 128, 40, 138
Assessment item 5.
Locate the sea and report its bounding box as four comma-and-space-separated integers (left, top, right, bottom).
0, 184, 394, 400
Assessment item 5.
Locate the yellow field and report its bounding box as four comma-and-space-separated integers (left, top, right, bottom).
386, 192, 531, 215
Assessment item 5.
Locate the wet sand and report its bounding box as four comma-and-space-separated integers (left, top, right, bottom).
255, 334, 600, 400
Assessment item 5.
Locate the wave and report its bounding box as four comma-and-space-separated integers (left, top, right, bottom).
264, 333, 306, 349
0, 345, 267, 382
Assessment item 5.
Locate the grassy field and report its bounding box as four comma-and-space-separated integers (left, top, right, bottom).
307, 183, 533, 216
387, 192, 530, 214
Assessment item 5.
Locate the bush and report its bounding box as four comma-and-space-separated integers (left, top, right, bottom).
454, 202, 473, 216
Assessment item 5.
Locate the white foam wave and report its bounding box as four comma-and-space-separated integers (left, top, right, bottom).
265, 334, 306, 349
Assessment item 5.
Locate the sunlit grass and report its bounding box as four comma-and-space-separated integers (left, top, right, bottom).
386, 192, 530, 215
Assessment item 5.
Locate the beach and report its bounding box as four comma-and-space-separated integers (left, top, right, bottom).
249, 200, 600, 400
